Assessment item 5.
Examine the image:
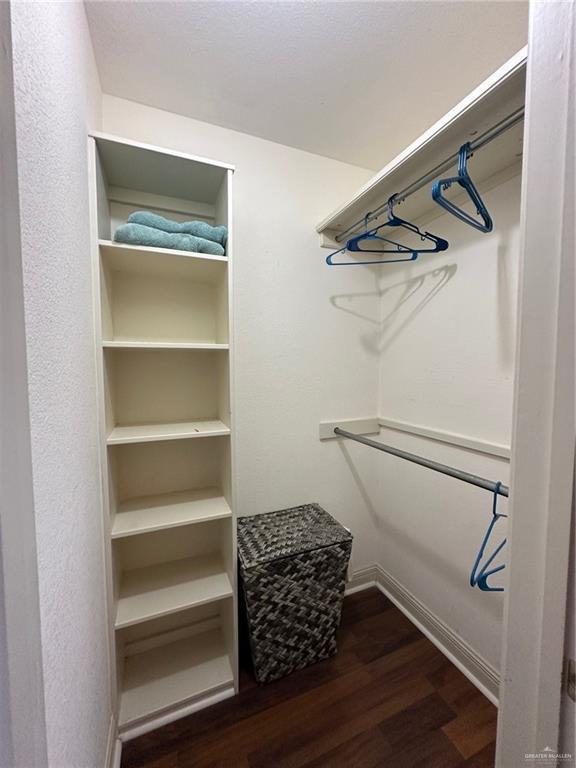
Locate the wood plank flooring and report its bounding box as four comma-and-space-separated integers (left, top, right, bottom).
121, 588, 497, 768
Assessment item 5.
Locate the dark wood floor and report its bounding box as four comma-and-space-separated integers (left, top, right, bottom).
121, 588, 497, 768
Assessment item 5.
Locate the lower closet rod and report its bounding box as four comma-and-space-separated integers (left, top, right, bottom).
334, 427, 509, 497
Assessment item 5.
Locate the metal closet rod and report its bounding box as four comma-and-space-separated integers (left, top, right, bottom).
334, 105, 525, 244
334, 427, 509, 497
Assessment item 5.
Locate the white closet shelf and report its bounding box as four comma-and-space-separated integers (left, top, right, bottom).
92, 131, 233, 204
112, 488, 232, 539
99, 239, 228, 264
316, 47, 527, 239
119, 628, 233, 728
100, 240, 227, 282
103, 340, 229, 350
107, 420, 231, 445
115, 554, 233, 629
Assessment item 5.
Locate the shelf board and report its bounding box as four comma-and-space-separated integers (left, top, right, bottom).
103, 340, 229, 351
112, 488, 232, 539
119, 628, 233, 728
107, 419, 230, 445
92, 131, 233, 206
115, 555, 232, 630
317, 47, 527, 239
99, 240, 227, 282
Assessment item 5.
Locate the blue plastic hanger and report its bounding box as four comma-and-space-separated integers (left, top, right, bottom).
470, 482, 507, 592
326, 238, 417, 266
347, 196, 449, 255
326, 210, 417, 267
326, 196, 448, 266
432, 143, 493, 233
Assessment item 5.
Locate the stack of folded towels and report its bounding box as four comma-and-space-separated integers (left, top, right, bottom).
114, 211, 228, 257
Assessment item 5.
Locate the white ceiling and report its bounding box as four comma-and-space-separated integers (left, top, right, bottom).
85, 1, 528, 170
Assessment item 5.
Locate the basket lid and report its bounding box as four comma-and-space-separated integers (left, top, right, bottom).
237, 503, 352, 569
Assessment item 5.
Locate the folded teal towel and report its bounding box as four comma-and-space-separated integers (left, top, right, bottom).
114, 223, 225, 256
128, 211, 227, 248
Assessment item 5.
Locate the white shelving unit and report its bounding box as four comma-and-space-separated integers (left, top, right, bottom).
89, 132, 237, 737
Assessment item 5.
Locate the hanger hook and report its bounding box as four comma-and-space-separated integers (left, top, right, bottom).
492, 481, 507, 518
458, 142, 472, 177
387, 194, 399, 220
433, 142, 493, 233
492, 481, 501, 516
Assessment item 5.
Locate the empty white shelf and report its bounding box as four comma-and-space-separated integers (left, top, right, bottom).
119, 628, 233, 727
115, 554, 232, 629
112, 488, 232, 539
102, 340, 229, 350
92, 131, 233, 200
107, 420, 231, 445
100, 240, 227, 280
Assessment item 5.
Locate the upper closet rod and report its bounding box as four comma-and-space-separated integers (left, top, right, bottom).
334, 427, 509, 497
334, 106, 525, 244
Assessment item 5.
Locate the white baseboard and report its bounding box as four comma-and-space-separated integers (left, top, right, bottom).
119, 685, 236, 742
110, 739, 122, 768
345, 564, 378, 594
105, 712, 121, 768
347, 565, 500, 706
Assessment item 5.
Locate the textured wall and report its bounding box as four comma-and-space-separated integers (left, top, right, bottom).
10, 3, 112, 766
103, 95, 382, 575
373, 175, 521, 670
1, 4, 47, 765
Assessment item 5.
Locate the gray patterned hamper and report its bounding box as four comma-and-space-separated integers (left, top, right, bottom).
237, 503, 353, 683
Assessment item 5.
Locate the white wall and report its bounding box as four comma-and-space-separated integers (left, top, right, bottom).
377, 176, 520, 445
102, 97, 523, 675
9, 3, 112, 766
6, 52, 522, 761
370, 173, 521, 670
102, 95, 382, 574
0, 4, 47, 765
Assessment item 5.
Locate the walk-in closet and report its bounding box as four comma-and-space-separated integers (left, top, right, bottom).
2, 2, 574, 768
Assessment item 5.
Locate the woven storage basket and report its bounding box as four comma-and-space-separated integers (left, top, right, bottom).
237, 503, 353, 683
